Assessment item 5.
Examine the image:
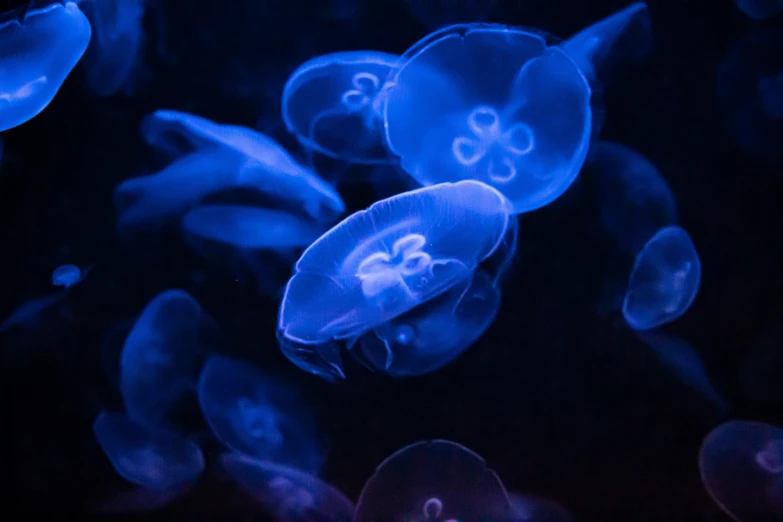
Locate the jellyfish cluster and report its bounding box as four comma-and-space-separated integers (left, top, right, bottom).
1, 0, 782, 520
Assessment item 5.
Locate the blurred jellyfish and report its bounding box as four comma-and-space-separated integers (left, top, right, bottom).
404, 0, 498, 29
586, 141, 677, 254
734, 0, 783, 20
197, 355, 321, 473
93, 411, 205, 490
355, 268, 500, 377
353, 440, 513, 521
220, 453, 354, 521
120, 289, 219, 430
51, 264, 82, 288
508, 493, 574, 522
718, 29, 783, 163
0, 2, 91, 131
80, 0, 145, 96
0, 293, 63, 334
699, 420, 783, 521
278, 180, 512, 346
282, 51, 401, 164
623, 226, 701, 330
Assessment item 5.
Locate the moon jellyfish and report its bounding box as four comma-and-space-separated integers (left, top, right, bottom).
278, 180, 512, 345
734, 0, 783, 20
586, 141, 677, 254
220, 453, 354, 521
51, 264, 82, 288
141, 110, 345, 220
197, 355, 320, 473
282, 51, 400, 164
0, 1, 91, 131
80, 0, 145, 96
718, 30, 783, 163
353, 440, 513, 521
120, 289, 219, 430
699, 420, 783, 521
508, 494, 574, 522
355, 268, 500, 377
623, 226, 701, 330
92, 411, 205, 490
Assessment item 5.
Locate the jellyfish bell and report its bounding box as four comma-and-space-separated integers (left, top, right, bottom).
353, 440, 513, 522
51, 263, 82, 288
282, 50, 401, 165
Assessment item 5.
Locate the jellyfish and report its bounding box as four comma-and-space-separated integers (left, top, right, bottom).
51, 264, 82, 288
718, 29, 783, 163
355, 268, 500, 377
353, 440, 513, 521
120, 289, 219, 430
197, 355, 321, 473
508, 493, 574, 522
220, 453, 355, 521
92, 411, 205, 490
278, 180, 512, 346
734, 0, 783, 20
622, 225, 701, 330
140, 109, 345, 220
282, 51, 401, 164
699, 420, 783, 521
586, 141, 677, 254
0, 1, 91, 131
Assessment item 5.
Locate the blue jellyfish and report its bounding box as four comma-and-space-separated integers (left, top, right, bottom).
197, 355, 321, 473
508, 494, 574, 522
278, 180, 512, 345
0, 2, 91, 131
220, 453, 355, 521
587, 141, 677, 254
355, 268, 501, 377
353, 440, 513, 521
140, 109, 345, 220
734, 0, 783, 20
699, 420, 783, 522
120, 289, 218, 429
282, 51, 401, 165
623, 226, 701, 330
92, 411, 205, 490
80, 0, 146, 96
51, 264, 82, 288
718, 29, 783, 163
0, 293, 63, 334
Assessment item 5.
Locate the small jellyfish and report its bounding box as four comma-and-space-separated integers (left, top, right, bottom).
51, 264, 82, 288
0, 2, 91, 131
220, 453, 355, 521
92, 411, 205, 490
282, 51, 401, 164
120, 289, 219, 429
508, 493, 574, 522
278, 180, 512, 345
353, 440, 513, 521
699, 420, 783, 521
623, 225, 701, 330
734, 0, 783, 20
197, 355, 320, 473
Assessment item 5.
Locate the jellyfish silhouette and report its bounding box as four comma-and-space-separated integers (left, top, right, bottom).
197, 355, 321, 473
0, 1, 91, 131
92, 411, 205, 490
51, 264, 82, 288
278, 180, 512, 345
699, 420, 783, 521
220, 453, 354, 522
120, 289, 219, 430
734, 0, 783, 20
282, 51, 401, 164
353, 439, 513, 521
623, 226, 701, 330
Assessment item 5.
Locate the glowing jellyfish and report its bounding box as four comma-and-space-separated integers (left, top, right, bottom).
587, 141, 677, 254
353, 440, 513, 521
220, 453, 355, 521
141, 110, 345, 220
278, 180, 512, 345
51, 264, 82, 288
734, 0, 783, 20
699, 420, 783, 521
80, 0, 145, 96
282, 51, 401, 164
120, 289, 219, 430
355, 268, 500, 377
197, 355, 320, 473
92, 411, 205, 490
508, 494, 574, 522
623, 226, 701, 330
718, 29, 783, 163
0, 2, 91, 131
